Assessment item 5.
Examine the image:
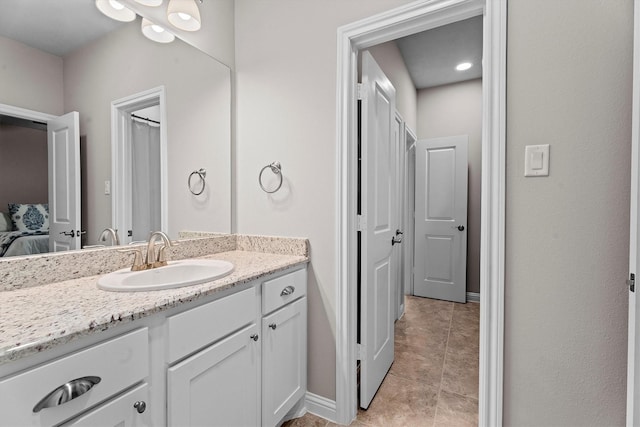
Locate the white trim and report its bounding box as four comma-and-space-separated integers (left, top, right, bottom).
305, 392, 338, 424
467, 292, 481, 303
628, 0, 640, 424
111, 86, 168, 243
0, 103, 56, 123
335, 0, 506, 425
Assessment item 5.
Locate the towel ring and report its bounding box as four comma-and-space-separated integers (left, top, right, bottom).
188, 168, 206, 195
259, 162, 283, 193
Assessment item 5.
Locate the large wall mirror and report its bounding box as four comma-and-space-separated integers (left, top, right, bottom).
0, 0, 231, 258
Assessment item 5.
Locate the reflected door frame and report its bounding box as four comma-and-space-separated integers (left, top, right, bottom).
111, 86, 168, 244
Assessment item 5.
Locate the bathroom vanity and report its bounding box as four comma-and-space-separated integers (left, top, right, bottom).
0, 235, 309, 426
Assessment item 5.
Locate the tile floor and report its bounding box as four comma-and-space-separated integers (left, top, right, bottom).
283, 296, 479, 427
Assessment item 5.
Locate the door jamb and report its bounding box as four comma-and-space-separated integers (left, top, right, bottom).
335, 0, 506, 425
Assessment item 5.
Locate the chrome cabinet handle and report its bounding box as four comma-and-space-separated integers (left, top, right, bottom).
134, 401, 146, 414
269, 323, 277, 330
33, 376, 101, 413
280, 286, 295, 296
250, 334, 259, 341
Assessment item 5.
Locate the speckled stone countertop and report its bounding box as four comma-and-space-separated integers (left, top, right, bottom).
0, 234, 309, 365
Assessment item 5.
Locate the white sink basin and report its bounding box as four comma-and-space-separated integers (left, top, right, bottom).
97, 259, 234, 292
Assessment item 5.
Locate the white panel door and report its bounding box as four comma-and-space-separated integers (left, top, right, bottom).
48, 111, 81, 252
359, 51, 397, 410
414, 136, 468, 303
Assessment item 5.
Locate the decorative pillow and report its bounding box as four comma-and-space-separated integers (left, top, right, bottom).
7, 203, 49, 232
0, 212, 11, 232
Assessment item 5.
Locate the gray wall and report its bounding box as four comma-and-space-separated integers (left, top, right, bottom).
234, 0, 415, 401
0, 124, 48, 209
417, 79, 482, 295
504, 0, 632, 424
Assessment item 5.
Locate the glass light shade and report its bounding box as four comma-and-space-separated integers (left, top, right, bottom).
95, 0, 136, 22
141, 18, 175, 43
134, 0, 163, 6
167, 0, 201, 31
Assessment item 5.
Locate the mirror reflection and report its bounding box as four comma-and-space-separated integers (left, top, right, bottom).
0, 2, 231, 258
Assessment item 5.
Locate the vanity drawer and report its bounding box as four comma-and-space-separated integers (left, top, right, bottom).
167, 286, 257, 363
0, 328, 149, 427
262, 267, 307, 315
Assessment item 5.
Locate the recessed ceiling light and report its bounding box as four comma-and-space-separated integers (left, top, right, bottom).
456, 62, 473, 71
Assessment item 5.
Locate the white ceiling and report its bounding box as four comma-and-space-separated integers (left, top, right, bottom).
395, 16, 483, 89
0, 0, 124, 57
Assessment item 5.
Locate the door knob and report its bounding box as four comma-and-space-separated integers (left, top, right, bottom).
457, 225, 465, 231
392, 235, 403, 245
60, 230, 75, 238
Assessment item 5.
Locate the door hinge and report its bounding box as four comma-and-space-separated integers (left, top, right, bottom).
629, 273, 636, 292
357, 215, 366, 231
356, 343, 364, 360
357, 83, 364, 101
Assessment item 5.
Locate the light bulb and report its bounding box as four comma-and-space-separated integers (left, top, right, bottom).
456, 62, 473, 71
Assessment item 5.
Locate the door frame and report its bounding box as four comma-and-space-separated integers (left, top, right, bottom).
335, 0, 506, 425
111, 86, 168, 244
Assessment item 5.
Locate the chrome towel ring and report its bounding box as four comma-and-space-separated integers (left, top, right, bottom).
259, 162, 283, 193
188, 168, 206, 195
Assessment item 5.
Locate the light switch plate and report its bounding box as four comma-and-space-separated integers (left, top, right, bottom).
524, 144, 549, 177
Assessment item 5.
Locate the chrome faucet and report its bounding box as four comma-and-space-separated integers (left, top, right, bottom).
99, 228, 120, 246
145, 231, 174, 268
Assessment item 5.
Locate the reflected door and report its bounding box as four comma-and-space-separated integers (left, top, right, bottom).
47, 111, 81, 251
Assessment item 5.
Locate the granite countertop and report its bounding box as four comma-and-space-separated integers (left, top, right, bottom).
0, 250, 308, 365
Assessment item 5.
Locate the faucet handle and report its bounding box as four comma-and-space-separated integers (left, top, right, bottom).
156, 240, 178, 267
118, 248, 147, 271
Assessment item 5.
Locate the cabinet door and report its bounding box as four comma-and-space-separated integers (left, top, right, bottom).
262, 297, 307, 427
64, 383, 149, 426
167, 323, 260, 427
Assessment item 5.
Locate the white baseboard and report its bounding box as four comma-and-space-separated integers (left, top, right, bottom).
305, 392, 338, 424
467, 292, 480, 303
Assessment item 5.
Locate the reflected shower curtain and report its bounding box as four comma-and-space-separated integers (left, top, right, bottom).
131, 120, 161, 241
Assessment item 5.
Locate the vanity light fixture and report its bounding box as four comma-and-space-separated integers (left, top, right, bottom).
95, 0, 136, 22
455, 62, 473, 71
141, 18, 175, 43
134, 0, 163, 6
167, 0, 201, 32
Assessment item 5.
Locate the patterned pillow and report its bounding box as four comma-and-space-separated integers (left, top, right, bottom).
7, 203, 49, 232
0, 212, 11, 232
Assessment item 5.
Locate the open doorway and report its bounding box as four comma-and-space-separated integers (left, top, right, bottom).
355, 14, 483, 423
111, 86, 168, 245
335, 1, 506, 425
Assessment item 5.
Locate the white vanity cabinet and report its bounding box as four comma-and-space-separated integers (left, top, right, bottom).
0, 263, 308, 427
166, 286, 260, 426
0, 328, 150, 427
63, 383, 150, 427
261, 268, 308, 427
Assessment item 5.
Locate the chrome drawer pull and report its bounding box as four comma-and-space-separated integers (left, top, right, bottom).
33, 376, 101, 413
280, 286, 295, 296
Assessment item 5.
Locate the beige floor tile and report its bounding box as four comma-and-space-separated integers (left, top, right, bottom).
434, 390, 478, 427
356, 374, 439, 427
282, 412, 328, 427
441, 346, 479, 399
